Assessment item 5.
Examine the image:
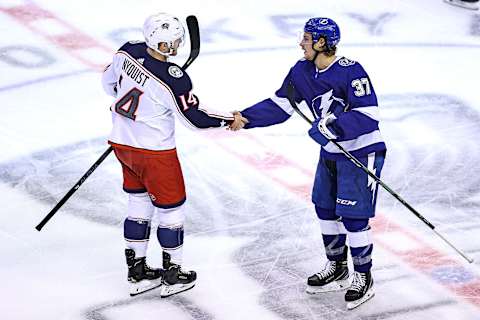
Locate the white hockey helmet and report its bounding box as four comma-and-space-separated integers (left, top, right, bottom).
143, 13, 185, 56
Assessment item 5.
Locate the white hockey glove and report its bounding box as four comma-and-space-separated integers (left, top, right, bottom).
319, 113, 338, 139
308, 113, 338, 146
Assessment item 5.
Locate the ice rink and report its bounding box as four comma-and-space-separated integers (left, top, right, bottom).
1, 0, 480, 319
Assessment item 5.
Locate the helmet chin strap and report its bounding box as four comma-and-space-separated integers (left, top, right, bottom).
152, 41, 176, 57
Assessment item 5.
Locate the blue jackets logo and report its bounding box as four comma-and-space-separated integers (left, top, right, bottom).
168, 65, 183, 78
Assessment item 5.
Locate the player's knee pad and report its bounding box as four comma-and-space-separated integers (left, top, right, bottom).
155, 205, 185, 250
342, 217, 371, 248
127, 193, 154, 220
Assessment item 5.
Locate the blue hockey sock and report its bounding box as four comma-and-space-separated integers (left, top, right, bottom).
322, 234, 348, 261
124, 218, 151, 257
156, 226, 184, 250
343, 217, 373, 273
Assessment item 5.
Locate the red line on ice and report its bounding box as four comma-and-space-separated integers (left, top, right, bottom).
0, 2, 112, 70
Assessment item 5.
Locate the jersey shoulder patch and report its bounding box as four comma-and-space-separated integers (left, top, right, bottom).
338, 57, 356, 67
147, 62, 191, 95
168, 65, 184, 78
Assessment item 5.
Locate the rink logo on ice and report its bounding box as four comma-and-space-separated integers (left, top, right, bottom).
336, 198, 357, 206
1, 93, 480, 318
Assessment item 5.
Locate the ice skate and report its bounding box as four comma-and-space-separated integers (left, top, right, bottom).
160, 252, 197, 298
345, 271, 375, 310
125, 249, 163, 296
306, 260, 350, 294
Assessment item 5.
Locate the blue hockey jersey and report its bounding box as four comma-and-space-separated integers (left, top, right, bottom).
241, 57, 386, 160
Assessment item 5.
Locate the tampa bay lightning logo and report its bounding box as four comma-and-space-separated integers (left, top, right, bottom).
312, 90, 334, 118
339, 57, 356, 67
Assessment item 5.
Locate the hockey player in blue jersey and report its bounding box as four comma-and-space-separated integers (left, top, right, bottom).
232, 17, 386, 309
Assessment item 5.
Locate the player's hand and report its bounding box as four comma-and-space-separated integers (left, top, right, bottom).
318, 113, 337, 140
308, 113, 338, 146
228, 111, 249, 131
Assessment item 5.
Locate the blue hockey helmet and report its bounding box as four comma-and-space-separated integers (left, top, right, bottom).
304, 17, 340, 49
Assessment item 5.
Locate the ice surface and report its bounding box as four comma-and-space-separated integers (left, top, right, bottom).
1, 0, 480, 319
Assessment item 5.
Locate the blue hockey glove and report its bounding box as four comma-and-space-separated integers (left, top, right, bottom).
308, 113, 338, 146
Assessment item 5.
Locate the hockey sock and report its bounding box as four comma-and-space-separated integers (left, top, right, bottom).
124, 218, 151, 258
343, 217, 373, 273
157, 226, 184, 265
316, 206, 347, 261
322, 233, 348, 261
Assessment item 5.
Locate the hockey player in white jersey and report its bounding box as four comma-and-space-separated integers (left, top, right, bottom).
102, 13, 244, 297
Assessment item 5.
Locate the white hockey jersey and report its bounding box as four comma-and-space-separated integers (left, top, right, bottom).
102, 41, 234, 152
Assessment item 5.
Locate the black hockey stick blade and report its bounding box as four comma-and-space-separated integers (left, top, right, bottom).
181, 15, 200, 70
35, 147, 114, 231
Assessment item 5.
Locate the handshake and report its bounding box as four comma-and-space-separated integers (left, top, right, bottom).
228, 111, 249, 131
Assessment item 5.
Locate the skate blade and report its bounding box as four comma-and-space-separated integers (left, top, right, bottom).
346, 288, 375, 310
160, 282, 196, 298
306, 279, 350, 294
129, 278, 163, 296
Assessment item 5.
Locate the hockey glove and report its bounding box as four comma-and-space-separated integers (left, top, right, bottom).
308, 113, 338, 146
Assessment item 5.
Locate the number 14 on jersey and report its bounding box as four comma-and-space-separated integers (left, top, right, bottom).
179, 91, 198, 111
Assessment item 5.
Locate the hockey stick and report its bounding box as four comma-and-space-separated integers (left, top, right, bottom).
286, 83, 473, 263
35, 16, 201, 231
183, 15, 201, 71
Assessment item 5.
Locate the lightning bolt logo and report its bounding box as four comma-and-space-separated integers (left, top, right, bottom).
367, 153, 377, 203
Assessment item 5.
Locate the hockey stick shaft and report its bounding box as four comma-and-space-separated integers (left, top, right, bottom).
36, 16, 201, 231
286, 83, 473, 263
35, 146, 113, 231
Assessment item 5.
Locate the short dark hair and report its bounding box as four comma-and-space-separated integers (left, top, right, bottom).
319, 36, 337, 56
324, 46, 337, 56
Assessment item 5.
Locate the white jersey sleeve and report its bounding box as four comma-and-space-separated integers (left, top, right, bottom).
102, 59, 121, 97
